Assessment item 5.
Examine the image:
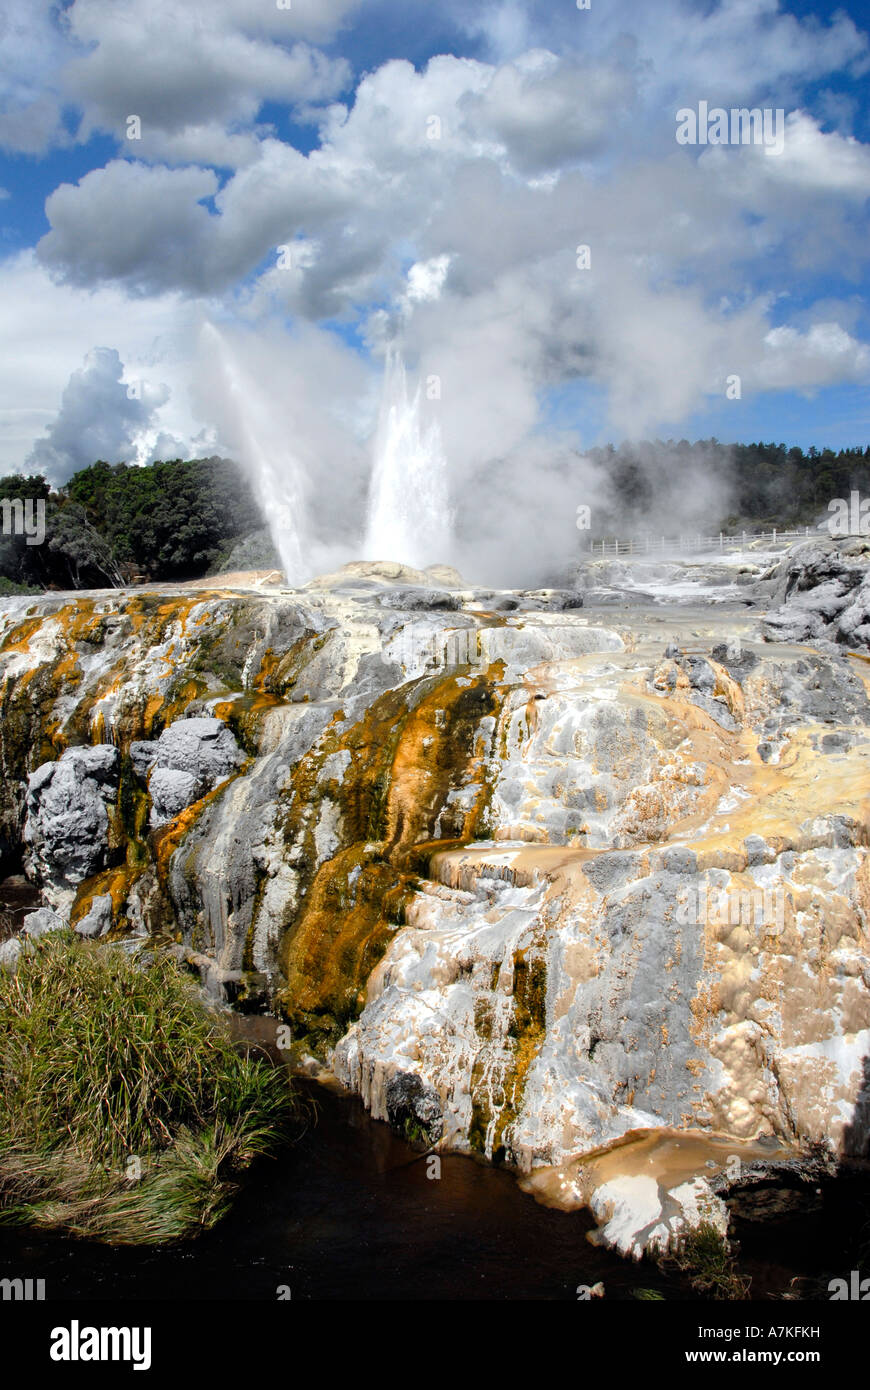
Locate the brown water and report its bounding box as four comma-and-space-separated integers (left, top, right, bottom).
0, 944, 866, 1300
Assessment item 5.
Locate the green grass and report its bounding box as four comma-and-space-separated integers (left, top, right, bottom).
0, 932, 299, 1243
660, 1220, 751, 1300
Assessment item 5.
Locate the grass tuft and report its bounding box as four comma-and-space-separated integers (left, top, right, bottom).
0, 932, 298, 1243
660, 1219, 751, 1300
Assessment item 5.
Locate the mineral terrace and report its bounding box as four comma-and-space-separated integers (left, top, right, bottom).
1, 536, 868, 1257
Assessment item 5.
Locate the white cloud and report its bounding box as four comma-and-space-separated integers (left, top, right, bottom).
0, 0, 70, 155
0, 251, 204, 476
65, 12, 350, 143
0, 0, 356, 160
748, 110, 870, 194
406, 255, 451, 304
40, 162, 220, 293
26, 346, 170, 480
758, 321, 870, 390
461, 48, 635, 174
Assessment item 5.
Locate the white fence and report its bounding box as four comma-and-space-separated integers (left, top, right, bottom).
584, 527, 812, 558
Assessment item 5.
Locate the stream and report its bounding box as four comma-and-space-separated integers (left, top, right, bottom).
0, 1004, 867, 1300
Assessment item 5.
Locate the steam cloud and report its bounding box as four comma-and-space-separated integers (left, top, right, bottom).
7, 1, 869, 584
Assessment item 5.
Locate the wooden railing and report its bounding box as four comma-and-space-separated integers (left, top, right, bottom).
584, 527, 812, 558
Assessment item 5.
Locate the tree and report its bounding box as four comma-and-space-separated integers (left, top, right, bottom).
47, 502, 125, 589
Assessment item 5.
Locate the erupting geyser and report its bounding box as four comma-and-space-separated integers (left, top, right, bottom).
365, 348, 453, 569
200, 322, 308, 585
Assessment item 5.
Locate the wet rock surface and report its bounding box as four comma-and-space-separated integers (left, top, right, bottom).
0, 539, 868, 1257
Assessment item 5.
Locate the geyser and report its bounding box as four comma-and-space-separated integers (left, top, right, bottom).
365, 348, 453, 569
200, 322, 308, 585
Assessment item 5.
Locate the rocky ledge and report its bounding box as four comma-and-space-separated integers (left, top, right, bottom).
0, 540, 867, 1257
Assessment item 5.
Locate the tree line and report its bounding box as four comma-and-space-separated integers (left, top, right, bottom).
586, 439, 870, 532
0, 441, 867, 592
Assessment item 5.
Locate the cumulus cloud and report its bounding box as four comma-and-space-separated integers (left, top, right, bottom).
757, 322, 870, 390
0, 0, 70, 155
0, 251, 204, 475
458, 0, 869, 99
460, 49, 636, 174
26, 346, 170, 482
40, 163, 220, 294
0, 0, 356, 161
65, 9, 351, 144
733, 110, 870, 195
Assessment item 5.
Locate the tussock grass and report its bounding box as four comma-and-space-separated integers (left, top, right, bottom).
0, 932, 298, 1243
660, 1220, 751, 1300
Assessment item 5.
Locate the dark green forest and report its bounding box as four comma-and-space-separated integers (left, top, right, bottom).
0, 458, 263, 593
0, 440, 868, 592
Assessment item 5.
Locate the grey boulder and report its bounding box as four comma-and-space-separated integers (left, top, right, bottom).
763, 539, 870, 651
22, 906, 68, 937
131, 717, 244, 827
0, 937, 22, 972
74, 893, 114, 939
24, 744, 120, 887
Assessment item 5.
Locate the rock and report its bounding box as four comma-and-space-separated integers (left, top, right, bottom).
129, 740, 159, 780
655, 846, 698, 875
2, 555, 870, 1262
385, 1070, 444, 1143
74, 894, 113, 939
133, 717, 245, 827
424, 564, 466, 590
376, 587, 461, 612
743, 834, 774, 866
308, 560, 466, 591
513, 589, 585, 612
148, 768, 201, 823
24, 744, 120, 889
588, 1174, 729, 1260
762, 537, 870, 651
650, 650, 742, 729
711, 640, 758, 674
22, 906, 68, 937
0, 937, 22, 971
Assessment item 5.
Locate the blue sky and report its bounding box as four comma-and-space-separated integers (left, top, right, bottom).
0, 0, 868, 487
